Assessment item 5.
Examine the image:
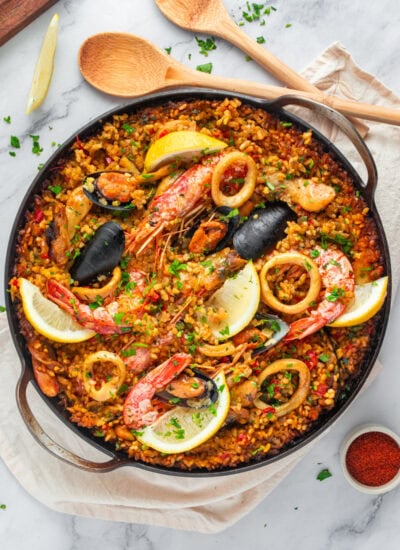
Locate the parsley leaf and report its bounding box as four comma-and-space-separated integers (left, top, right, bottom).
317, 468, 332, 481
196, 63, 213, 74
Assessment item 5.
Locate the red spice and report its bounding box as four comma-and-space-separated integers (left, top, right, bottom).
345, 431, 400, 487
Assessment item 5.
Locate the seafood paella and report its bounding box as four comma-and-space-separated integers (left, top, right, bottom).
10, 97, 388, 471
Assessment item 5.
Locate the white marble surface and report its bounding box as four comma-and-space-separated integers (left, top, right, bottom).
0, 0, 399, 548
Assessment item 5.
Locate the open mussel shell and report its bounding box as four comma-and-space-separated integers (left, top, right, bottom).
70, 221, 125, 285
157, 370, 219, 410
83, 171, 136, 212
252, 313, 290, 355
233, 202, 296, 260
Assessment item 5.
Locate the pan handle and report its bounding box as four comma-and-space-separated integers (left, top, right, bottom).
267, 95, 377, 206
16, 366, 124, 472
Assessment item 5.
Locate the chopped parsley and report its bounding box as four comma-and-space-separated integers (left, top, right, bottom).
310, 249, 320, 258
317, 468, 332, 481
48, 185, 62, 195
196, 62, 213, 74
280, 121, 293, 128
113, 312, 125, 325
30, 134, 43, 155
164, 47, 172, 55
169, 259, 187, 277
326, 287, 345, 302
0, 504, 6, 510
256, 36, 266, 43
195, 36, 216, 56
3, 116, 11, 123
219, 325, 230, 336
0, 305, 6, 312
88, 295, 104, 310
318, 353, 330, 363
9, 151, 16, 157
10, 135, 20, 148
122, 123, 135, 134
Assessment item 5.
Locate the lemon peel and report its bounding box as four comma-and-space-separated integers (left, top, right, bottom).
19, 277, 95, 343
26, 13, 59, 114
144, 130, 227, 172
137, 371, 229, 454
329, 276, 388, 327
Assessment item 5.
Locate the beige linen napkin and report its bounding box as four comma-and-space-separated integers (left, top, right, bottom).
1, 42, 399, 534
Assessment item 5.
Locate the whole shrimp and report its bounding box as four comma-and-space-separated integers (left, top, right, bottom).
127, 154, 224, 255
46, 270, 146, 335
285, 247, 355, 341
123, 353, 192, 429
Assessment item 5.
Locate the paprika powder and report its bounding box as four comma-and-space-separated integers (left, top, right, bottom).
345, 431, 400, 487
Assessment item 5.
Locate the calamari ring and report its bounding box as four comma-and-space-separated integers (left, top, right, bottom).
83, 350, 126, 402
260, 252, 321, 315
211, 152, 257, 208
72, 266, 122, 302
254, 358, 311, 416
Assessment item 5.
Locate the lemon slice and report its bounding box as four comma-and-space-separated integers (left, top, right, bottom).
207, 261, 260, 340
19, 278, 95, 343
137, 371, 229, 454
26, 13, 59, 114
144, 131, 227, 172
329, 276, 388, 327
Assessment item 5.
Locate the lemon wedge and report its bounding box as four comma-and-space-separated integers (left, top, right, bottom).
19, 278, 95, 343
329, 276, 388, 327
206, 261, 260, 341
26, 13, 59, 114
144, 131, 227, 172
137, 371, 229, 454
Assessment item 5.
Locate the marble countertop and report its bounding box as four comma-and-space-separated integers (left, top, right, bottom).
1, 0, 399, 548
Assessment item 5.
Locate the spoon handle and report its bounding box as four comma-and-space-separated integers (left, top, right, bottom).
214, 14, 367, 132
218, 17, 318, 94
172, 67, 400, 125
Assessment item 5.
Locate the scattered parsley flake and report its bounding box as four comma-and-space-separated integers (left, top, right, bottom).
256, 36, 266, 43
285, 23, 292, 28
0, 504, 6, 510
318, 353, 330, 363
10, 135, 20, 148
0, 305, 6, 312
122, 123, 135, 134
317, 468, 332, 481
9, 151, 16, 157
196, 62, 213, 74
3, 116, 11, 123
195, 36, 217, 57
30, 134, 43, 155
165, 47, 172, 55
48, 185, 62, 195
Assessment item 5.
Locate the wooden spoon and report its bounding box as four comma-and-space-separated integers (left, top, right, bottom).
156, 0, 323, 94
78, 33, 400, 126
155, 0, 367, 132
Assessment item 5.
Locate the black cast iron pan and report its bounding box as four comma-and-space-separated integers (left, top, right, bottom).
4, 90, 392, 476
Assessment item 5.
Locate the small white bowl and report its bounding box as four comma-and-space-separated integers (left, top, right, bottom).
340, 423, 400, 494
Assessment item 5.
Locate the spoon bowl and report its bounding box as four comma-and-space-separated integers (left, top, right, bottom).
78, 32, 400, 125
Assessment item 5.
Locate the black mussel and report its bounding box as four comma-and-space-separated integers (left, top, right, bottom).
83, 171, 137, 212
70, 221, 125, 285
188, 207, 240, 254
157, 369, 219, 410
252, 313, 290, 355
233, 202, 296, 260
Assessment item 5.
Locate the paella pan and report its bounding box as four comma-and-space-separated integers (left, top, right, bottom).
5, 90, 391, 475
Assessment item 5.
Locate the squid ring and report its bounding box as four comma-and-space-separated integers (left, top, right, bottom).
83, 350, 126, 402
260, 252, 321, 315
254, 358, 311, 416
211, 152, 257, 208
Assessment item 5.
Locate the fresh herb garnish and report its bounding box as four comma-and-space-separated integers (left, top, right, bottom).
164, 47, 172, 55
48, 185, 62, 195
310, 249, 320, 258
326, 287, 345, 302
256, 36, 266, 43
0, 305, 6, 312
318, 353, 330, 363
317, 468, 332, 481
30, 134, 43, 155
195, 36, 216, 56
122, 123, 135, 134
3, 116, 11, 123
196, 62, 213, 74
169, 259, 187, 277
10, 135, 20, 148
